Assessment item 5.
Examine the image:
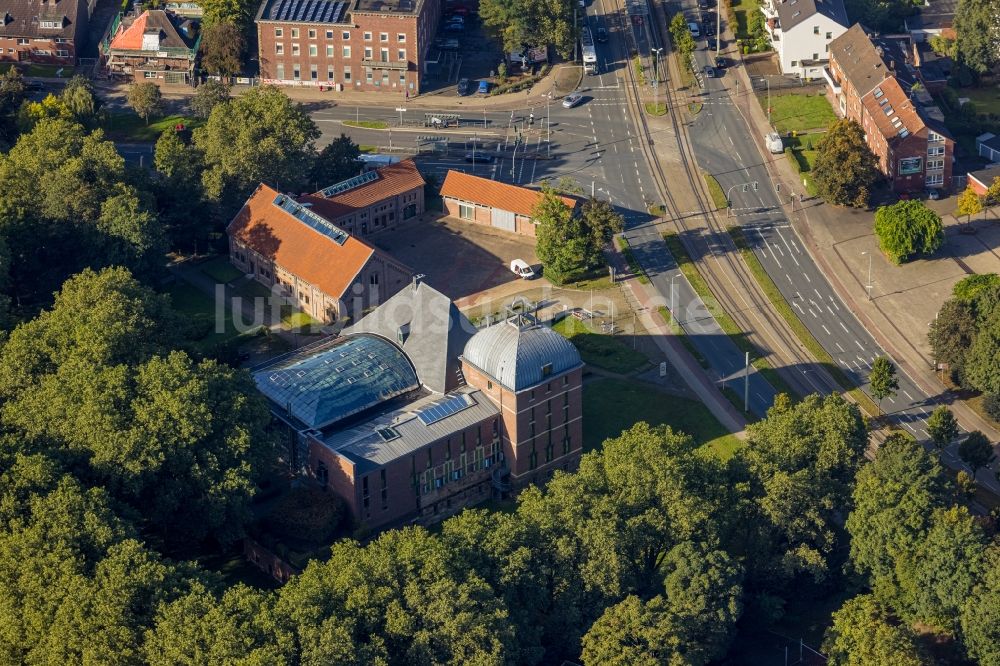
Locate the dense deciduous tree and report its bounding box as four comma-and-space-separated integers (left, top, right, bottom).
869, 356, 899, 413
822, 595, 925, 666
873, 201, 944, 264
957, 185, 984, 225
0, 66, 25, 147
193, 86, 319, 209
189, 79, 231, 119
926, 406, 959, 451
957, 431, 995, 478
60, 75, 99, 126
580, 197, 625, 249
929, 299, 977, 375
153, 130, 210, 254
964, 310, 1000, 394
308, 134, 362, 189
534, 186, 591, 283
479, 0, 575, 59
954, 0, 1000, 75
960, 547, 1000, 666
200, 22, 245, 77
812, 119, 881, 208
127, 82, 164, 124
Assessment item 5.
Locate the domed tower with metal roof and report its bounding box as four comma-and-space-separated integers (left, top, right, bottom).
461, 310, 584, 489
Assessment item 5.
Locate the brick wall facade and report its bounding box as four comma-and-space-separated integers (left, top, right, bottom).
321, 184, 425, 237
255, 0, 440, 93
442, 197, 538, 238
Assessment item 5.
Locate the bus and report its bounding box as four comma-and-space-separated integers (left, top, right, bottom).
581, 26, 598, 74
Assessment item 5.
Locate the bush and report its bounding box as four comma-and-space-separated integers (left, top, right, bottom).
262, 486, 345, 544
983, 393, 1000, 422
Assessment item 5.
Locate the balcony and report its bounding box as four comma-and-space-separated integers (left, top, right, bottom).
760, 0, 779, 19
362, 58, 407, 70
822, 66, 841, 95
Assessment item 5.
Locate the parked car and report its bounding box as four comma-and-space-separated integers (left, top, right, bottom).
450, 5, 468, 14
457, 78, 471, 95
441, 38, 460, 50
464, 152, 496, 163
445, 22, 464, 31
510, 259, 536, 279
698, 0, 709, 8
447, 15, 464, 23
703, 65, 716, 78
707, 36, 717, 50
765, 132, 784, 154
927, 189, 941, 200
688, 22, 701, 38
478, 80, 491, 94
562, 92, 584, 108
596, 26, 608, 42
715, 55, 726, 69
704, 20, 715, 35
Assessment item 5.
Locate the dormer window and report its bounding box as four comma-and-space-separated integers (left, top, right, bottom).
39, 19, 62, 28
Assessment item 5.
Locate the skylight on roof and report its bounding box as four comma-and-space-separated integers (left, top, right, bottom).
417, 393, 475, 426
874, 87, 884, 99
376, 427, 400, 442
884, 106, 894, 116
320, 170, 379, 198
898, 128, 909, 138
272, 194, 349, 245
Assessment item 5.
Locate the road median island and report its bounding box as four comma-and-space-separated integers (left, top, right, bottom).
615, 236, 650, 284
661, 232, 798, 399
727, 226, 881, 416
343, 120, 389, 129
702, 171, 727, 210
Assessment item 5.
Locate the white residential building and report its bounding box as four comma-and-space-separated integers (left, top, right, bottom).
760, 0, 849, 78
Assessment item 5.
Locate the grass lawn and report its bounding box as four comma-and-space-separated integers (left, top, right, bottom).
200, 256, 244, 285
615, 236, 649, 284
583, 378, 744, 459
343, 120, 389, 130
165, 282, 251, 351
101, 113, 204, 142
644, 102, 667, 116
282, 309, 320, 329
687, 102, 704, 116
786, 147, 820, 197
760, 93, 836, 134
553, 316, 650, 374
959, 84, 1000, 116
703, 171, 728, 209
0, 62, 72, 77
728, 0, 760, 40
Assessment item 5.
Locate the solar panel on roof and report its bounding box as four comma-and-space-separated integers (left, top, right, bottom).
417, 394, 474, 426
273, 194, 350, 245
320, 170, 380, 197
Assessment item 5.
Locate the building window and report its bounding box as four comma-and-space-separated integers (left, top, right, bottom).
380, 469, 388, 509
790, 60, 797, 67
276, 63, 285, 79
316, 461, 328, 487
16, 38, 29, 45
380, 32, 389, 42
293, 64, 301, 80
825, 31, 832, 38
364, 47, 373, 59
926, 173, 944, 186
367, 70, 374, 83
310, 64, 318, 80
327, 66, 334, 80
459, 203, 474, 219
928, 146, 945, 157
291, 28, 299, 38
309, 44, 317, 56
370, 273, 379, 285
813, 25, 819, 34
144, 71, 158, 79
275, 43, 284, 54
380, 47, 389, 61
326, 30, 333, 38
928, 132, 944, 143
292, 43, 300, 55
363, 31, 372, 40
529, 448, 537, 470
308, 28, 316, 38
927, 159, 944, 171
812, 53, 818, 60
397, 32, 406, 42
343, 45, 351, 57
343, 67, 351, 81
326, 45, 333, 56
275, 27, 283, 37
397, 48, 406, 60
361, 475, 369, 509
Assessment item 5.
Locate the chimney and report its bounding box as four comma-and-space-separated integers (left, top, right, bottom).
412, 273, 425, 290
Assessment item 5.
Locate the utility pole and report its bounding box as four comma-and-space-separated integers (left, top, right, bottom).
546, 93, 551, 156
744, 352, 750, 413
761, 78, 771, 125
716, 0, 721, 58
651, 47, 663, 113
862, 251, 873, 301
670, 273, 678, 327
483, 107, 487, 129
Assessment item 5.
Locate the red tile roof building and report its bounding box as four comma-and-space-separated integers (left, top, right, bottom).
439, 170, 578, 237
0, 0, 92, 65
100, 9, 200, 83
825, 24, 954, 193
226, 175, 416, 324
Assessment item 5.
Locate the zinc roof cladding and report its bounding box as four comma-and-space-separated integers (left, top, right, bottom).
226, 183, 376, 300
0, 0, 77, 39
439, 170, 578, 218
254, 333, 419, 430
461, 317, 582, 391
109, 9, 195, 51
300, 158, 426, 221
776, 0, 848, 32
322, 386, 498, 472
345, 279, 475, 394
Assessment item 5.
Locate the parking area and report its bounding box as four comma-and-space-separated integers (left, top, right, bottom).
370, 216, 540, 302
422, 9, 505, 95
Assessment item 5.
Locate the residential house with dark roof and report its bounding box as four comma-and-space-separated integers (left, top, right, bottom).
825, 24, 955, 192
439, 170, 579, 237
100, 9, 200, 84
759, 0, 849, 77
904, 0, 957, 42
967, 164, 1000, 197
0, 0, 92, 65
254, 0, 442, 93
251, 288, 584, 532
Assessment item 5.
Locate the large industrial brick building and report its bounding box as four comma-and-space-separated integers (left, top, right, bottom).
254, 0, 441, 93
252, 282, 585, 531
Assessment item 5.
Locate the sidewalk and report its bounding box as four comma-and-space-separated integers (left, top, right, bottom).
724, 49, 1000, 443
86, 62, 584, 112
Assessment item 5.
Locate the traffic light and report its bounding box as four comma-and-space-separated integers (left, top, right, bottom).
752, 182, 759, 191
742, 185, 748, 193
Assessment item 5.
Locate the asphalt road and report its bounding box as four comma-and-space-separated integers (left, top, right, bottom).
683, 19, 999, 488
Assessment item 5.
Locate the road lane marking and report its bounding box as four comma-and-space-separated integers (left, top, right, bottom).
802, 272, 811, 283
822, 324, 831, 335
840, 322, 850, 333
793, 302, 805, 314
903, 390, 914, 401
836, 342, 845, 352
827, 306, 835, 316
829, 296, 841, 311
854, 340, 865, 351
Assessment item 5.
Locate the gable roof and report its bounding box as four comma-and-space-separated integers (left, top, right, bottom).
969, 165, 1000, 189
776, 0, 847, 32
109, 9, 197, 51
345, 279, 475, 394
0, 0, 78, 40
860, 76, 925, 144
228, 183, 393, 300
439, 171, 578, 217
299, 158, 425, 221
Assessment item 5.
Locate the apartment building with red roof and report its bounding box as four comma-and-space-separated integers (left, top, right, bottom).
439, 170, 579, 237
825, 24, 954, 193
100, 9, 200, 84
0, 0, 93, 65
226, 166, 425, 324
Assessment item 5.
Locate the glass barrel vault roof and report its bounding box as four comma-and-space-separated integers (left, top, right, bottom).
253, 334, 419, 430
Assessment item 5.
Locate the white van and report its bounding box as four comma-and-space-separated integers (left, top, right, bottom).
688, 22, 701, 38
510, 259, 536, 279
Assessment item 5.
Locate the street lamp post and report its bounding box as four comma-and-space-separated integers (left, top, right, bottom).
545, 93, 552, 157
395, 106, 406, 126
760, 78, 771, 125
725, 180, 759, 218
651, 47, 664, 113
